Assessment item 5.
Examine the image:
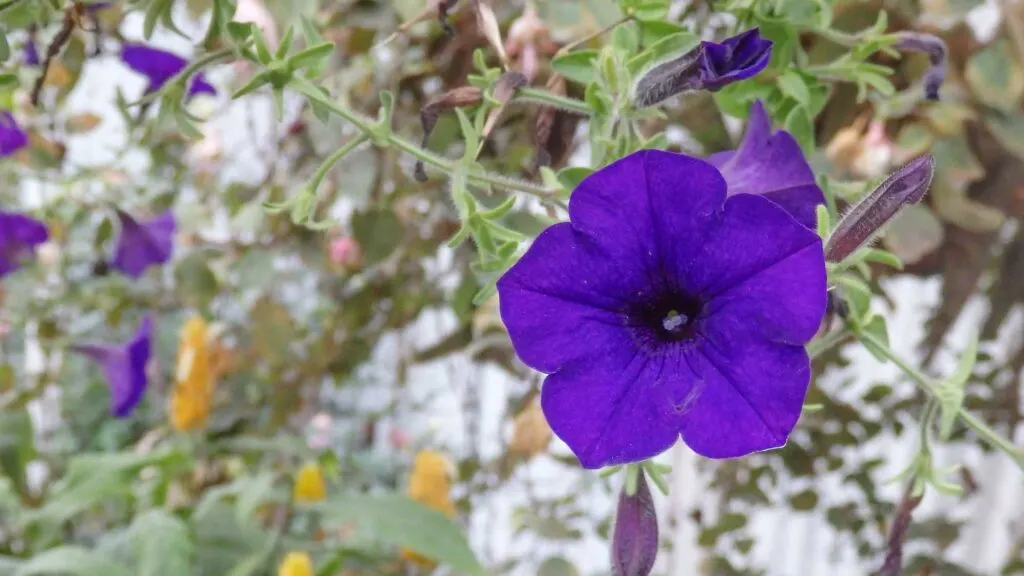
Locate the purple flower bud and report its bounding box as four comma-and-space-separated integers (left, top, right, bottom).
633, 28, 772, 108
612, 469, 658, 576
0, 211, 48, 277
825, 155, 934, 263
893, 32, 947, 101
71, 316, 153, 417
111, 209, 176, 278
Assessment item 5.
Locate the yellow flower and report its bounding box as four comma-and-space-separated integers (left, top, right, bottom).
169, 316, 217, 431
293, 462, 326, 503
277, 551, 313, 576
400, 450, 456, 567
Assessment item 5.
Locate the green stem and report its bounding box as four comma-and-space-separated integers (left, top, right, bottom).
806, 328, 851, 359
557, 14, 633, 55
516, 87, 592, 116
289, 77, 561, 202
860, 331, 1024, 470
309, 134, 370, 191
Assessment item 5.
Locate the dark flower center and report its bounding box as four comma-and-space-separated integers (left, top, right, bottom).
626, 291, 704, 351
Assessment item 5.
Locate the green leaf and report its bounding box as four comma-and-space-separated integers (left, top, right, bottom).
965, 39, 1024, 112
939, 334, 978, 438
858, 315, 890, 362
14, 547, 133, 576
551, 50, 599, 85
636, 20, 684, 46
351, 208, 402, 264
174, 251, 219, 310
632, 0, 669, 20
778, 70, 810, 107
783, 105, 814, 154
131, 510, 193, 576
289, 42, 335, 71
317, 494, 484, 575
983, 111, 1024, 161
556, 167, 594, 191
610, 23, 638, 55
0, 409, 35, 497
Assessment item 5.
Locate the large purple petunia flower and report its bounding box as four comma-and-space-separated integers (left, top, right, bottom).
706, 100, 826, 229
120, 43, 217, 98
111, 209, 176, 278
0, 112, 29, 157
634, 28, 772, 108
497, 150, 827, 469
0, 212, 48, 278
71, 316, 153, 417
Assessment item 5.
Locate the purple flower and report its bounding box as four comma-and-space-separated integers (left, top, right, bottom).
0, 112, 29, 157
634, 28, 772, 108
0, 212, 48, 278
111, 209, 176, 278
24, 41, 40, 66
120, 43, 217, 98
497, 149, 827, 468
86, 2, 112, 11
71, 316, 153, 417
705, 100, 826, 228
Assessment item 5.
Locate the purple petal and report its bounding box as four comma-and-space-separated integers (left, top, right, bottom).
0, 112, 29, 157
568, 150, 725, 293
71, 316, 152, 417
188, 73, 217, 97
497, 224, 646, 374
540, 349, 683, 468
86, 2, 112, 12
111, 209, 176, 278
0, 211, 49, 277
705, 101, 824, 228
679, 331, 810, 459
121, 43, 189, 92
685, 193, 826, 327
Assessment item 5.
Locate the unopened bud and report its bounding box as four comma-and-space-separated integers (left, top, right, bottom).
612, 468, 658, 576
893, 32, 947, 101
633, 28, 772, 108
825, 155, 934, 263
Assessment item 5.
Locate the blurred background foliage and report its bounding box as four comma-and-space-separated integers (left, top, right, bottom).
0, 0, 1021, 575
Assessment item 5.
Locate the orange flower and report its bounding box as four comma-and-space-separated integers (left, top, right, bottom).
293, 462, 327, 503
400, 450, 456, 567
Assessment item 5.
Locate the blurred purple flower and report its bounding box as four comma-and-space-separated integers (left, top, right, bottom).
24, 41, 40, 66
111, 209, 176, 278
705, 100, 826, 228
634, 28, 772, 107
0, 112, 29, 157
120, 43, 217, 98
0, 212, 48, 278
86, 2, 112, 11
71, 316, 153, 417
497, 149, 827, 468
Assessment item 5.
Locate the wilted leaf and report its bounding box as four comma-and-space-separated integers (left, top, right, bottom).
66, 113, 103, 134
